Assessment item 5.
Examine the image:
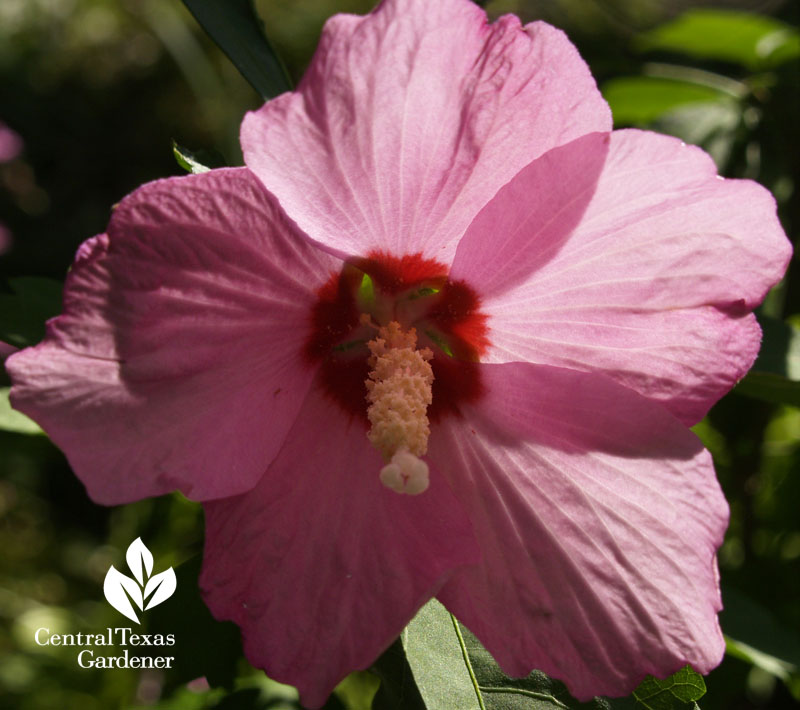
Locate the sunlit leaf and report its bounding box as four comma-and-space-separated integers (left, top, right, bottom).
335, 672, 380, 710
651, 102, 740, 170
637, 10, 800, 69
602, 77, 730, 126
371, 599, 479, 710
0, 387, 43, 435
180, 0, 292, 99
631, 667, 705, 709
173, 141, 213, 174
0, 277, 62, 348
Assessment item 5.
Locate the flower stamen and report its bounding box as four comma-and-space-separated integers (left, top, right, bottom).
365, 320, 433, 494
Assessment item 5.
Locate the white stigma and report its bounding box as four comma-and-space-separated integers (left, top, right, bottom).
379, 448, 430, 495
364, 319, 433, 495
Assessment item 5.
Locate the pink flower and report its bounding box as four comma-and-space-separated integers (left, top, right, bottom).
0, 120, 22, 254
6, 0, 792, 706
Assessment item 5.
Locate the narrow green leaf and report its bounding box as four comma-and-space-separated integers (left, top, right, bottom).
180, 0, 292, 99
172, 141, 213, 174
752, 316, 800, 379
734, 316, 800, 407
721, 586, 800, 683
0, 387, 43, 435
602, 77, 730, 126
726, 637, 795, 681
637, 9, 800, 69
736, 372, 800, 408
0, 277, 63, 348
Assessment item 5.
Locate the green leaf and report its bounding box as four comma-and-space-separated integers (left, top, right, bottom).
734, 316, 800, 407
0, 387, 43, 435
602, 77, 730, 126
334, 672, 380, 710
0, 277, 63, 348
455, 621, 601, 710
650, 101, 740, 170
172, 141, 218, 174
735, 373, 800, 408
180, 0, 292, 99
637, 9, 800, 69
371, 599, 481, 710
631, 667, 705, 710
374, 605, 710, 710
456, 621, 706, 710
721, 586, 800, 683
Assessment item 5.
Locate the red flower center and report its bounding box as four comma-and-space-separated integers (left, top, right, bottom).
304, 251, 489, 424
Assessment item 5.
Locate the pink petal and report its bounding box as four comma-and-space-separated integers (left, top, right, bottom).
201, 383, 478, 709
454, 129, 792, 424
0, 121, 22, 163
0, 223, 9, 254
0, 340, 17, 359
7, 168, 338, 504
241, 0, 610, 262
450, 131, 610, 295
430, 361, 728, 699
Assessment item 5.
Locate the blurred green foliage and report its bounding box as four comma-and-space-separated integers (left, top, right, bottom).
1, 0, 798, 708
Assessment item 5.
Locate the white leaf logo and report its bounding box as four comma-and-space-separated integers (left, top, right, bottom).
103, 538, 176, 623
144, 568, 177, 610
104, 566, 143, 623
126, 537, 153, 586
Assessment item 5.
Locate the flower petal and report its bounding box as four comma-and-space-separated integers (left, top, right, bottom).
429, 361, 728, 700
450, 131, 610, 296
456, 129, 791, 424
0, 120, 22, 163
201, 382, 478, 709
7, 168, 337, 504
241, 0, 610, 262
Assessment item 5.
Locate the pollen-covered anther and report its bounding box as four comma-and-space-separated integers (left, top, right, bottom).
365, 321, 434, 493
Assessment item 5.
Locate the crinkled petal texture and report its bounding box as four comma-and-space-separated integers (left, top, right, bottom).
452, 129, 793, 425
242, 0, 611, 262
7, 168, 338, 504
430, 362, 728, 700
201, 384, 478, 709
